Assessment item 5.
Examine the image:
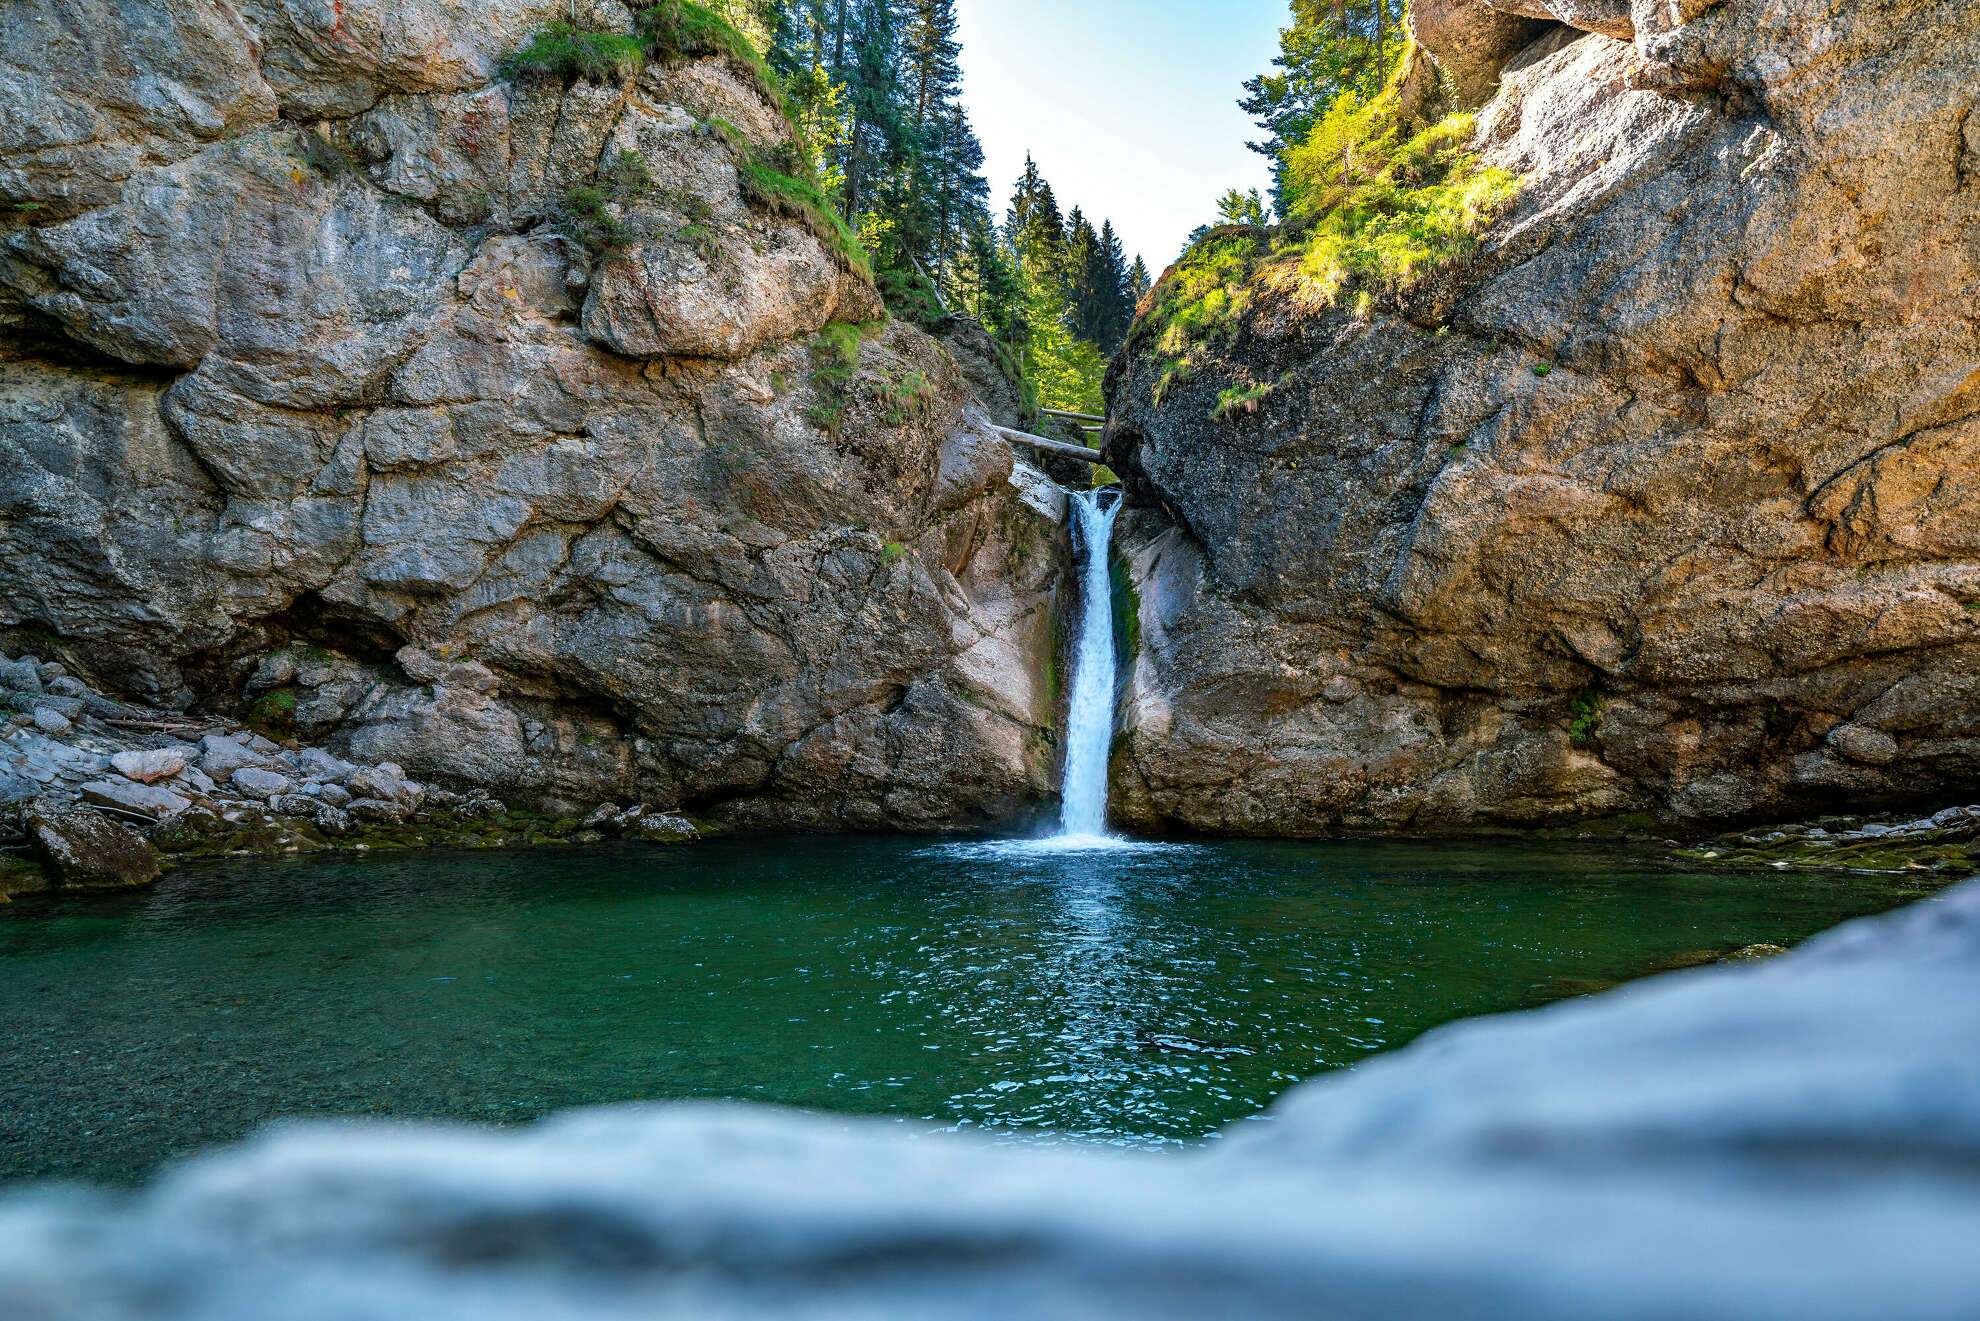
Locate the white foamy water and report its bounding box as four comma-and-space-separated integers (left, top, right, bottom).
1058, 488, 1123, 840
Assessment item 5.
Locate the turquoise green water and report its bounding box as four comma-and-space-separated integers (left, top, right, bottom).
0, 835, 1921, 1185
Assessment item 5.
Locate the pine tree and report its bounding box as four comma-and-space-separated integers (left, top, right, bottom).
1096, 219, 1132, 350
1240, 0, 1407, 212
1127, 255, 1152, 311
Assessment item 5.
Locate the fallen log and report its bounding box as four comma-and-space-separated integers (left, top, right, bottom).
991, 425, 1104, 462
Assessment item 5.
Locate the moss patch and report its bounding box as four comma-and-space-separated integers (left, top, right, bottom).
502, 23, 647, 83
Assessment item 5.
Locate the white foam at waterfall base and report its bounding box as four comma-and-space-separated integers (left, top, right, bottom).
1058, 489, 1124, 841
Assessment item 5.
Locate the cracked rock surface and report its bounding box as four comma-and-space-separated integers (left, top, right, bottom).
0, 1, 1062, 830
1107, 1, 1980, 835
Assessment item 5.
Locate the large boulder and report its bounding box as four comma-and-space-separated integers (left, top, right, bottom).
25, 796, 159, 887
1108, 1, 1980, 835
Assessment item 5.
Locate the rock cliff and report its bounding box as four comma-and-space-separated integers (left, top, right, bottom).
1108, 0, 1980, 834
0, 1, 1064, 829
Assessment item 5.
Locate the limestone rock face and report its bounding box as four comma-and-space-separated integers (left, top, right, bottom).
1108, 3, 1980, 835
0, 5, 1062, 830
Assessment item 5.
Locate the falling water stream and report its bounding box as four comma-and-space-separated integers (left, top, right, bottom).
1059, 488, 1123, 841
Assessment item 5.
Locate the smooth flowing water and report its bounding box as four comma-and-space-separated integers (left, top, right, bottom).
0, 835, 1927, 1186
1059, 488, 1122, 841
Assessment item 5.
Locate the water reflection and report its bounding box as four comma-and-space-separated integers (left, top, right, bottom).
0, 835, 1928, 1183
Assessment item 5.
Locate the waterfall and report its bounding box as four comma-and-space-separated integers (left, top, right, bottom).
1058, 487, 1123, 840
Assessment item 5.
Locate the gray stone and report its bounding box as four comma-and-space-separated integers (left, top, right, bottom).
1828, 725, 1900, 767
44, 675, 87, 698
316, 783, 353, 809
24, 797, 159, 888
230, 768, 292, 801
0, 659, 41, 693
112, 749, 188, 784
30, 707, 71, 735
345, 797, 409, 824
198, 736, 284, 780
634, 812, 699, 844
0, 3, 1059, 831
349, 767, 423, 810
298, 747, 359, 783
79, 779, 191, 821
271, 795, 320, 818
312, 804, 352, 836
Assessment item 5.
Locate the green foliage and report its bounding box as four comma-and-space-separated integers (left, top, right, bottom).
1568, 690, 1605, 751
1239, 0, 1408, 212
637, 2, 790, 118
875, 262, 947, 329
557, 152, 654, 263
1130, 78, 1518, 410
740, 156, 873, 280
502, 23, 647, 82
881, 541, 909, 563
1532, 362, 1553, 377
803, 320, 885, 433
247, 688, 299, 737
1130, 229, 1263, 403
1110, 551, 1142, 667
1284, 95, 1518, 304
1212, 380, 1275, 420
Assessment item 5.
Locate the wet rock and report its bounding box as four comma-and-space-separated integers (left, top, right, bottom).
635, 813, 699, 844
312, 805, 353, 836
80, 780, 192, 821
25, 797, 160, 887
112, 749, 187, 784
345, 797, 410, 824
229, 768, 291, 801
271, 795, 320, 818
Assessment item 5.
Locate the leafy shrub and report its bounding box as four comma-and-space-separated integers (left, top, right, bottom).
1567, 690, 1604, 750
1128, 75, 1518, 408
501, 23, 647, 82
1283, 98, 1517, 305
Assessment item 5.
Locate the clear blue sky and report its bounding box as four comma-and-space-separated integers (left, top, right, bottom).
955, 0, 1288, 276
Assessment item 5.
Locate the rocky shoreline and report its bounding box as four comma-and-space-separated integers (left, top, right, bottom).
11, 623, 1978, 904
1, 648, 698, 901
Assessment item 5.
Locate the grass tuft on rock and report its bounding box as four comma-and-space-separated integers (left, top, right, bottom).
501, 22, 647, 83
739, 157, 873, 280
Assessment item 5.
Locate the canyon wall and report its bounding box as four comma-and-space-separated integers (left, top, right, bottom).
1108, 0, 1980, 834
0, 1, 1064, 829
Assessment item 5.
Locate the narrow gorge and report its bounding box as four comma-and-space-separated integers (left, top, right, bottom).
2, 1, 1978, 1317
